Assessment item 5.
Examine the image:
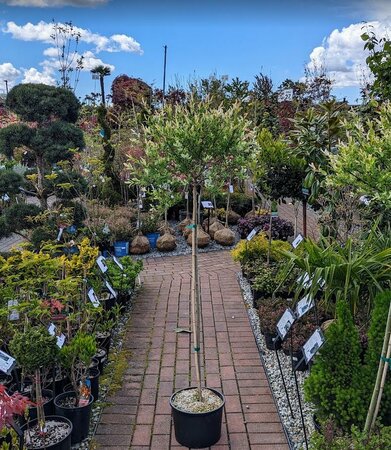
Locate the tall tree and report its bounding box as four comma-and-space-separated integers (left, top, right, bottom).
91, 65, 111, 107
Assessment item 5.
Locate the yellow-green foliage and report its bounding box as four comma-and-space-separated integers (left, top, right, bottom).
231, 234, 290, 264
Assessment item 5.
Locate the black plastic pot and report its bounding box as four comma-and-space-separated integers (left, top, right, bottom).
54, 391, 93, 445
264, 332, 281, 351
94, 348, 107, 375
170, 387, 225, 448
96, 331, 111, 354
21, 415, 72, 450
291, 349, 308, 372
0, 373, 13, 388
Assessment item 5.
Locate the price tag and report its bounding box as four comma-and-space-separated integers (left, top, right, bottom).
0, 350, 16, 375
302, 328, 325, 363
229, 185, 234, 193
96, 256, 108, 274
113, 256, 124, 271
185, 192, 189, 200
246, 226, 261, 241
276, 308, 295, 340
56, 227, 64, 242
8, 299, 19, 321
88, 288, 100, 308
201, 201, 214, 209
278, 88, 293, 102
292, 233, 304, 249
295, 295, 314, 318
48, 323, 66, 348
105, 280, 118, 298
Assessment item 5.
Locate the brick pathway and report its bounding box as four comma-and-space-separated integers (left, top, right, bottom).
95, 252, 289, 449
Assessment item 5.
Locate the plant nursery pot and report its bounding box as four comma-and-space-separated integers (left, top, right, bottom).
21, 415, 72, 450
170, 387, 225, 448
113, 241, 129, 257
145, 232, 160, 249
291, 349, 308, 372
0, 373, 13, 388
63, 368, 100, 403
54, 391, 93, 445
264, 332, 281, 351
96, 331, 111, 354
94, 348, 107, 375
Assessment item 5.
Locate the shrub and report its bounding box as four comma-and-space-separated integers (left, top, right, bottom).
304, 299, 367, 432
106, 256, 143, 291
237, 215, 294, 240
252, 263, 280, 298
231, 234, 291, 265
258, 298, 287, 334
365, 290, 391, 422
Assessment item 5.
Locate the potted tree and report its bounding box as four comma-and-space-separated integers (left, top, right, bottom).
54, 332, 96, 445
139, 96, 253, 447
9, 326, 73, 450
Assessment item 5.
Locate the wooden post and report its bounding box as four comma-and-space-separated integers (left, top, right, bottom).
302, 198, 307, 238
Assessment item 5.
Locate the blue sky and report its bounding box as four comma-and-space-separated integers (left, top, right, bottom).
0, 0, 390, 103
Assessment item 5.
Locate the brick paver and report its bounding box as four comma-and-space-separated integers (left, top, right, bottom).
95, 252, 289, 449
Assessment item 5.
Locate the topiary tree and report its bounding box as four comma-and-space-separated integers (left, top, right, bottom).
304, 299, 367, 432
0, 84, 84, 209
141, 96, 253, 399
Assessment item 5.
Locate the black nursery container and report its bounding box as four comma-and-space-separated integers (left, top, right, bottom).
22, 389, 54, 423
264, 332, 281, 351
170, 387, 225, 448
54, 391, 93, 445
21, 415, 72, 450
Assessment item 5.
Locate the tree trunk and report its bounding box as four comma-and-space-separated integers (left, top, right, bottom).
251, 177, 255, 214
100, 76, 106, 107
191, 183, 202, 401
36, 154, 48, 209
35, 369, 46, 433
267, 205, 273, 265
365, 298, 391, 432
225, 179, 231, 227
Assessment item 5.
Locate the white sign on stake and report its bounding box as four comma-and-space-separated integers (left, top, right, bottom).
0, 350, 16, 375
278, 88, 293, 102
247, 226, 261, 241
113, 256, 124, 271
96, 256, 108, 274
295, 294, 314, 319
88, 288, 100, 308
276, 308, 296, 340
105, 280, 118, 298
56, 227, 64, 242
302, 328, 325, 363
292, 233, 304, 249
201, 201, 214, 209
229, 185, 234, 193
48, 323, 66, 348
8, 299, 19, 321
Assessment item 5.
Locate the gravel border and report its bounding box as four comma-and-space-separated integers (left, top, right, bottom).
237, 273, 315, 450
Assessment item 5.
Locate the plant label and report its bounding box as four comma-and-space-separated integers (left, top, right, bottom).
48, 323, 66, 348
0, 350, 16, 375
99, 129, 105, 138
185, 192, 189, 200
247, 226, 261, 241
276, 308, 295, 340
141, 190, 146, 198
1, 193, 10, 202
229, 185, 234, 193
295, 294, 314, 318
48, 323, 56, 336
271, 211, 279, 217
113, 256, 124, 271
278, 88, 293, 102
201, 201, 214, 209
138, 201, 143, 209
297, 272, 325, 289
302, 328, 325, 363
292, 234, 304, 249
96, 255, 108, 274
105, 280, 118, 298
56, 227, 64, 242
56, 334, 66, 348
88, 288, 100, 308
8, 299, 19, 321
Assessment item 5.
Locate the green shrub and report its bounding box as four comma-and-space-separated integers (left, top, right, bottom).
231, 234, 290, 265
304, 299, 367, 432
365, 290, 391, 423
106, 256, 143, 291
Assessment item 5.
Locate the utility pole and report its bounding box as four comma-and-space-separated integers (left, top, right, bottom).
162, 45, 167, 105
4, 80, 9, 96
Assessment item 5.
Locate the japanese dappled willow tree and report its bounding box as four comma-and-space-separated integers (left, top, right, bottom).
141, 96, 253, 399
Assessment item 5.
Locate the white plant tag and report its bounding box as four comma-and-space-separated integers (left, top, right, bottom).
56, 227, 64, 242
88, 288, 100, 307
8, 300, 19, 321
292, 233, 304, 249
96, 255, 108, 273
303, 328, 325, 363
105, 280, 118, 298
56, 334, 66, 348
113, 256, 124, 271
276, 308, 295, 340
229, 185, 234, 193
0, 350, 16, 375
295, 295, 314, 318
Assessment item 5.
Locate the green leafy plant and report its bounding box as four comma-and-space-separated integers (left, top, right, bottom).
106, 256, 143, 291
231, 234, 291, 265
304, 299, 367, 432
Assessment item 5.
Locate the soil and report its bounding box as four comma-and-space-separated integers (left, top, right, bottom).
24, 420, 71, 449
172, 388, 223, 413
57, 394, 78, 408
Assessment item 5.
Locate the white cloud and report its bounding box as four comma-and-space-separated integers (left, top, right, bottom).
43, 47, 58, 57
0, 0, 107, 7
79, 51, 115, 72
307, 21, 391, 88
3, 20, 143, 54
21, 67, 56, 85
0, 63, 21, 88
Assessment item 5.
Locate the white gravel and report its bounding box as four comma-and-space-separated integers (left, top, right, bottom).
237, 273, 315, 450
